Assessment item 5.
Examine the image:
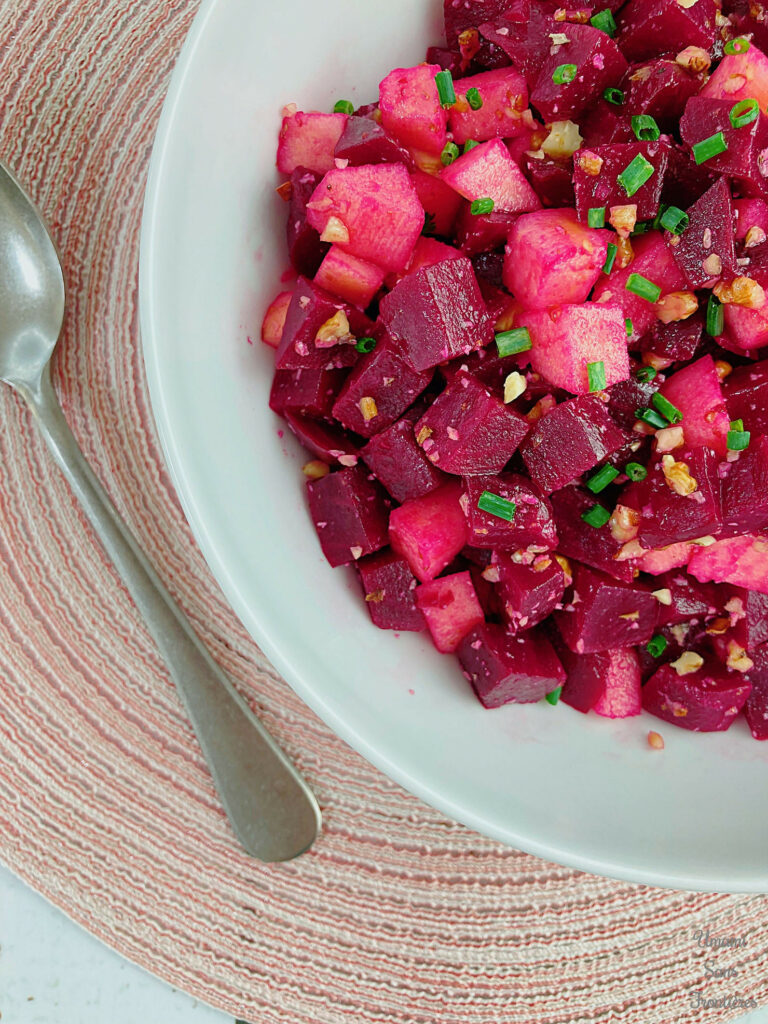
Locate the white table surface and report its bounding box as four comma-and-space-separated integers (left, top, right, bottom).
3, 863, 768, 1024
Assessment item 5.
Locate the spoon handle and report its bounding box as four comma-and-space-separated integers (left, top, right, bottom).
23, 365, 321, 861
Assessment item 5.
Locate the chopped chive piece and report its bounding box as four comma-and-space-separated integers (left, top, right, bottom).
471, 197, 495, 215
730, 419, 745, 432
660, 205, 689, 235
636, 365, 657, 383
441, 141, 460, 166
647, 634, 668, 658
478, 490, 517, 521
626, 272, 662, 303
603, 86, 624, 105
355, 336, 376, 354
590, 8, 617, 35
652, 392, 683, 424
333, 99, 355, 115
466, 86, 483, 110
603, 243, 618, 274
553, 63, 578, 84
496, 327, 532, 356
587, 360, 606, 391
727, 428, 751, 451
463, 139, 480, 153
706, 293, 724, 337
545, 686, 563, 706
422, 211, 436, 236
730, 98, 760, 128
632, 220, 652, 236
631, 114, 661, 141
586, 464, 619, 493
637, 407, 669, 430
725, 36, 751, 55
435, 69, 456, 107
693, 131, 728, 165
588, 206, 606, 228
582, 503, 611, 528
626, 461, 648, 482
653, 203, 670, 230
625, 318, 634, 337
617, 153, 655, 196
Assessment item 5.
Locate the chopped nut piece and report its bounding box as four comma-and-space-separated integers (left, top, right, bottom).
349, 545, 363, 561
676, 45, 711, 72
616, 539, 647, 561
359, 396, 379, 422
714, 359, 732, 380
481, 565, 501, 583
302, 460, 330, 480
677, 0, 699, 8
670, 623, 688, 645
553, 554, 572, 583
643, 351, 674, 371
691, 535, 717, 546
541, 120, 583, 159
652, 588, 673, 606
714, 276, 766, 309
745, 225, 767, 248
661, 454, 698, 496
609, 504, 641, 543
647, 730, 665, 750
275, 181, 293, 202
314, 309, 351, 347
416, 426, 433, 445
656, 291, 698, 323
577, 150, 604, 176
365, 589, 385, 603
619, 610, 640, 620
702, 254, 723, 277
503, 371, 527, 404
549, 31, 570, 45
337, 454, 358, 467
702, 228, 713, 249
609, 204, 638, 239
727, 642, 754, 673
457, 27, 481, 61
706, 617, 731, 635
616, 236, 635, 269
526, 394, 556, 422
671, 651, 704, 676
655, 425, 685, 452
320, 215, 350, 244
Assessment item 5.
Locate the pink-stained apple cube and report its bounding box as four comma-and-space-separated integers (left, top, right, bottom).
277, 110, 348, 176
744, 643, 768, 740
530, 24, 628, 122
592, 648, 642, 718
410, 168, 463, 237
389, 481, 469, 582
305, 163, 424, 273
362, 418, 447, 503
457, 623, 566, 708
701, 44, 768, 113
461, 473, 557, 550
688, 535, 768, 594
642, 661, 751, 732
493, 552, 566, 631
357, 550, 425, 632
659, 355, 730, 456
314, 246, 385, 308
723, 301, 768, 353
554, 564, 659, 653
307, 466, 390, 567
448, 67, 530, 145
440, 139, 541, 214
415, 571, 485, 653
261, 290, 293, 348
379, 65, 448, 156
503, 208, 611, 310
518, 304, 630, 396
734, 198, 768, 243
636, 542, 695, 575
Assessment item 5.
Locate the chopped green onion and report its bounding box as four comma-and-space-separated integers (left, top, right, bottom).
636, 366, 657, 383
478, 490, 517, 521
422, 211, 436, 236
441, 141, 460, 166
618, 153, 655, 197
586, 464, 619, 493
730, 98, 760, 128
435, 69, 456, 107
545, 686, 563, 706
552, 63, 578, 84
693, 131, 728, 165
660, 205, 689, 235
652, 392, 683, 425
588, 206, 606, 228
636, 407, 669, 430
625, 318, 634, 337
587, 360, 606, 391
603, 86, 624, 105
603, 243, 618, 274
590, 8, 617, 35
463, 139, 480, 153
466, 87, 483, 110
727, 428, 751, 451
626, 462, 648, 482
725, 36, 751, 55
355, 336, 376, 354
632, 220, 653, 236
496, 327, 532, 356
333, 99, 355, 115
626, 273, 662, 303
730, 419, 745, 432
471, 197, 495, 215
647, 634, 668, 658
653, 203, 670, 230
706, 293, 724, 337
582, 503, 611, 528
632, 114, 661, 141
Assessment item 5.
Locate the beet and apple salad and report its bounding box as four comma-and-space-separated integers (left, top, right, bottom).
261, 0, 768, 740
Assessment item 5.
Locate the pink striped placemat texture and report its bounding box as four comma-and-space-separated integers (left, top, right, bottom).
1, 2, 768, 1022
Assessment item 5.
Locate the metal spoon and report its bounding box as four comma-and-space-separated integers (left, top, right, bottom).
0, 159, 321, 861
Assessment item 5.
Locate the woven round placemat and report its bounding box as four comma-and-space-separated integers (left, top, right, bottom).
1, 2, 768, 1021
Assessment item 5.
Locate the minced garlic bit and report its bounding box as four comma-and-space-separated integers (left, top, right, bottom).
691, 535, 717, 546
677, 0, 699, 8
745, 225, 767, 248
676, 45, 711, 72
302, 460, 330, 480
656, 291, 698, 323
702, 254, 723, 277
609, 204, 638, 238
661, 454, 698, 496
671, 651, 704, 676
365, 589, 385, 603
619, 610, 640, 621
416, 426, 433, 445
315, 310, 351, 347
609, 504, 640, 543
714, 359, 733, 380
726, 641, 754, 673
655, 425, 685, 452
503, 371, 527, 404
541, 120, 583, 159
358, 396, 379, 422
577, 150, 604, 176
653, 588, 673, 606
647, 730, 665, 750
714, 276, 766, 309
349, 546, 364, 561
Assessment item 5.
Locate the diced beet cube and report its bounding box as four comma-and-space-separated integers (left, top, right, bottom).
503, 209, 610, 310
558, 646, 611, 713
605, 376, 661, 432
722, 358, 768, 437
656, 573, 727, 626
667, 179, 736, 291
269, 366, 346, 418
638, 447, 723, 549
661, 144, 718, 211
314, 246, 385, 308
379, 258, 494, 372
307, 466, 390, 567
642, 660, 751, 732
680, 98, 768, 195
397, 237, 463, 281
362, 417, 447, 503
461, 473, 557, 550
261, 290, 293, 348
454, 205, 519, 255
551, 486, 635, 582
277, 110, 348, 176
331, 339, 432, 439
573, 141, 670, 222
744, 643, 768, 740
425, 46, 465, 76
379, 64, 448, 157
530, 24, 628, 123
415, 571, 485, 653
275, 277, 360, 370
441, 138, 541, 214
334, 116, 411, 166
444, 0, 528, 48
660, 355, 730, 456
492, 552, 565, 630
624, 59, 703, 130
722, 437, 768, 537
478, 8, 558, 87
641, 312, 703, 364
357, 550, 425, 632
520, 156, 576, 209
701, 43, 768, 114
414, 372, 530, 475
688, 534, 768, 594
284, 412, 360, 467
389, 481, 469, 581
287, 168, 328, 277
520, 395, 629, 494
518, 303, 630, 396
734, 198, 768, 243
448, 67, 530, 145
616, 0, 717, 62
411, 168, 463, 237
306, 163, 423, 273
728, 590, 768, 653
457, 623, 565, 707
555, 564, 659, 653
592, 648, 642, 719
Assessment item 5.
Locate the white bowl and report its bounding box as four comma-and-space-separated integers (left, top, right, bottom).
140, 0, 768, 892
